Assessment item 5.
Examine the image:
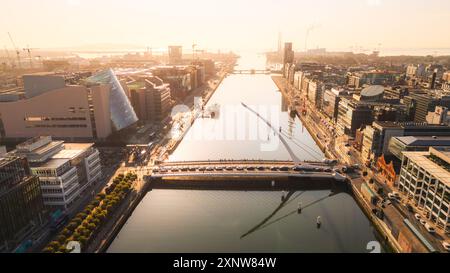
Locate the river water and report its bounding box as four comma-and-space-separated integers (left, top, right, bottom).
107, 53, 383, 253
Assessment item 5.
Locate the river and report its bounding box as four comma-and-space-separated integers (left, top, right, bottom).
107, 53, 384, 253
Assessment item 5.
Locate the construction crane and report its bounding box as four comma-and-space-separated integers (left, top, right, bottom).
7, 32, 21, 69
23, 45, 34, 68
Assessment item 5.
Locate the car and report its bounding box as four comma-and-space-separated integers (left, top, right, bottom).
257, 166, 266, 171
344, 143, 350, 147
225, 166, 234, 171
270, 166, 279, 171
424, 223, 436, 233
214, 166, 223, 171
414, 213, 422, 221
388, 193, 398, 200
206, 167, 214, 171
236, 166, 244, 171
246, 166, 255, 171
180, 167, 188, 171
442, 241, 450, 252
419, 219, 427, 226
198, 167, 206, 171
188, 167, 197, 171
292, 165, 302, 171
279, 166, 289, 171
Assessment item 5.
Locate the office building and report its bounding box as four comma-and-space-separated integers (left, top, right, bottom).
426, 106, 450, 125
322, 88, 346, 121
389, 136, 450, 160
361, 121, 450, 161
336, 98, 373, 136
398, 148, 450, 232
0, 155, 45, 252
307, 81, 325, 109
129, 76, 172, 123
347, 70, 401, 89
13, 136, 101, 211
403, 91, 450, 123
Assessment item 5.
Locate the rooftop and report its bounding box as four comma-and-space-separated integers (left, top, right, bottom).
403, 148, 450, 186
395, 136, 450, 146
32, 158, 69, 170
52, 143, 94, 160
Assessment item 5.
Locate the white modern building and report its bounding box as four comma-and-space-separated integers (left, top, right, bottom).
398, 147, 450, 233
13, 136, 102, 211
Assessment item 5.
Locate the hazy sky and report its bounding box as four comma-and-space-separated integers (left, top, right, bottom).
1, 0, 450, 52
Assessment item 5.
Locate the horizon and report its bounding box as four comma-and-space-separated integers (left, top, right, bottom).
1, 0, 450, 53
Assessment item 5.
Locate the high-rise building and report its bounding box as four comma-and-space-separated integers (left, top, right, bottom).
283, 42, 294, 65
168, 46, 183, 64
0, 155, 45, 252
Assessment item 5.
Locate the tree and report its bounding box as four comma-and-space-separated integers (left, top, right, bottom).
56, 234, 66, 244
72, 217, 83, 226
66, 221, 78, 232
42, 246, 54, 253
78, 236, 88, 246
76, 212, 88, 220
48, 241, 60, 249
87, 223, 96, 231
61, 228, 71, 237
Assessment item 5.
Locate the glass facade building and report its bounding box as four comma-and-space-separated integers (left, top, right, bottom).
86, 69, 138, 131
0, 155, 45, 252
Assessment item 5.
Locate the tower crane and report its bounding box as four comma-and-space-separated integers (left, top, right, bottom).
7, 32, 21, 69
23, 45, 34, 68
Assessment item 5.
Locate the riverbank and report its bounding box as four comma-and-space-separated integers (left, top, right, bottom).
271, 75, 334, 159
270, 74, 401, 253
89, 70, 229, 252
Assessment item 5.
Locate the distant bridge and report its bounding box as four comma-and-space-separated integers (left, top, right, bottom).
231, 69, 271, 74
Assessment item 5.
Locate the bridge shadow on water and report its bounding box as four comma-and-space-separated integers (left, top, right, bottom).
240, 190, 339, 239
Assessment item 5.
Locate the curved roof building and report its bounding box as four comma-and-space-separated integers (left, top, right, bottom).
86, 69, 138, 131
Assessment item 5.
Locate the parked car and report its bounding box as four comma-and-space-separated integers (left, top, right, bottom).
419, 219, 427, 226
424, 223, 436, 233
414, 213, 422, 221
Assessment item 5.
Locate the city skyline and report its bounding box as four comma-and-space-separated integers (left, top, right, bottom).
1, 0, 450, 53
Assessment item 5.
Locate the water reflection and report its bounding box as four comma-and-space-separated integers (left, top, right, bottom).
108, 189, 380, 253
